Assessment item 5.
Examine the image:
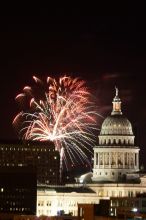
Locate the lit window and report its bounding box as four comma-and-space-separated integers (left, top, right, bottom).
18, 164, 23, 167
1, 188, 4, 192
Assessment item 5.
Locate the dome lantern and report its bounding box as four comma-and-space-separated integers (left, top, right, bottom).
111, 87, 122, 115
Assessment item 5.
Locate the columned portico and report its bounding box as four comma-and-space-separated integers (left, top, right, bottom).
94, 150, 139, 169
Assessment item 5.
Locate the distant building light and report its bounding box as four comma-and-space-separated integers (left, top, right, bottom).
1, 188, 4, 192
18, 164, 23, 166
132, 207, 138, 212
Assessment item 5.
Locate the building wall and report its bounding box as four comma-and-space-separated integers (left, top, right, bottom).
0, 167, 37, 215
78, 204, 95, 220
36, 181, 146, 217
110, 196, 146, 217
13, 215, 37, 220
14, 215, 78, 220
37, 188, 99, 216
0, 141, 60, 184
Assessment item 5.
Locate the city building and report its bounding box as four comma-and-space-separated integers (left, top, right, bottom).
0, 140, 60, 185
0, 166, 37, 215
78, 201, 110, 220
78, 203, 97, 220
110, 195, 146, 218
36, 88, 146, 217
37, 185, 97, 216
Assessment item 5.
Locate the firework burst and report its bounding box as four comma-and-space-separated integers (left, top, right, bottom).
13, 75, 100, 173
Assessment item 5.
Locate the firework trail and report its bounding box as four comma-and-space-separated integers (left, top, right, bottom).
13, 75, 100, 178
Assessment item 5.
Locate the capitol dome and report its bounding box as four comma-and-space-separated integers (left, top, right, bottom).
100, 115, 133, 135
98, 87, 135, 146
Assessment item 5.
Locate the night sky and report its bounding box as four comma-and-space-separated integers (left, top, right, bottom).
0, 11, 146, 167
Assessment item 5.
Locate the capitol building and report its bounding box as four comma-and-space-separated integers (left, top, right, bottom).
92, 87, 139, 182
36, 88, 146, 216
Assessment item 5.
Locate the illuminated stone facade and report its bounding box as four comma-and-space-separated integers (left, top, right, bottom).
36, 181, 146, 216
37, 185, 99, 216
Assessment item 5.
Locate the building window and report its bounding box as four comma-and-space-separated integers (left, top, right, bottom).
141, 200, 146, 207
135, 153, 137, 166
96, 153, 98, 165
47, 201, 51, 206
119, 191, 122, 197
79, 207, 83, 217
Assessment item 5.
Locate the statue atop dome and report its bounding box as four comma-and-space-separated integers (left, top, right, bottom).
115, 86, 118, 97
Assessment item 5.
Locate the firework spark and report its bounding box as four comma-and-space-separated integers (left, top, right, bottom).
13, 75, 100, 172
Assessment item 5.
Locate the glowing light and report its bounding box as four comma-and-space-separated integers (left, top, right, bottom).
132, 208, 138, 212
13, 75, 100, 173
